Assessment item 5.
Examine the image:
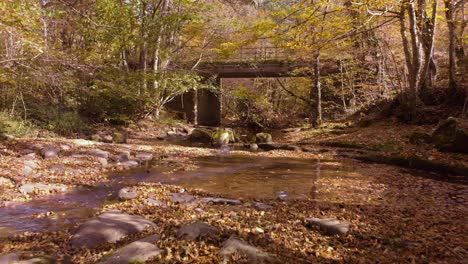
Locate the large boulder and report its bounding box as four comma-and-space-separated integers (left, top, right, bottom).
432, 117, 468, 153
219, 236, 272, 263
70, 211, 156, 249
99, 234, 162, 264
189, 128, 212, 143
212, 129, 235, 146
255, 133, 273, 144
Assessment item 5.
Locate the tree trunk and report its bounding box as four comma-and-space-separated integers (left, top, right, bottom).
445, 0, 459, 98
313, 52, 322, 126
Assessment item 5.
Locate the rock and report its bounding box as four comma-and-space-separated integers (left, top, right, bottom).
89, 149, 110, 159
0, 253, 20, 263
432, 117, 468, 153
118, 188, 139, 200
220, 236, 272, 263
146, 198, 165, 207
189, 128, 212, 143
136, 152, 153, 161
255, 133, 273, 144
60, 144, 72, 151
19, 183, 68, 194
97, 157, 108, 167
22, 166, 34, 177
194, 208, 205, 214
305, 218, 350, 236
409, 132, 432, 145
99, 234, 162, 264
176, 222, 218, 241
41, 146, 59, 159
90, 134, 102, 142
276, 191, 288, 200
201, 197, 242, 205
49, 164, 65, 172
112, 131, 128, 144
23, 153, 36, 160
29, 143, 45, 150
102, 135, 113, 143
249, 144, 259, 151
170, 193, 195, 204
254, 202, 273, 210
24, 160, 38, 169
71, 211, 157, 249
116, 151, 130, 162
121, 160, 139, 168
212, 129, 235, 146
0, 177, 14, 187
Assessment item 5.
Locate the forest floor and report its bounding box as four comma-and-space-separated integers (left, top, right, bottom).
0, 120, 467, 263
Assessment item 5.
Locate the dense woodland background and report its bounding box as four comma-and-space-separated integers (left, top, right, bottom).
0, 0, 466, 136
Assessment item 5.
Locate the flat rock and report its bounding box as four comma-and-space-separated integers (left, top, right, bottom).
97, 157, 108, 167
89, 149, 110, 159
71, 211, 157, 249
145, 198, 165, 207
176, 222, 218, 241
201, 197, 242, 205
170, 193, 195, 204
49, 164, 65, 172
118, 188, 139, 200
305, 218, 350, 236
24, 160, 38, 169
135, 152, 153, 161
100, 234, 161, 264
41, 146, 59, 159
22, 165, 34, 177
60, 144, 72, 151
23, 152, 36, 160
121, 160, 139, 168
254, 202, 273, 210
220, 236, 272, 263
19, 183, 68, 194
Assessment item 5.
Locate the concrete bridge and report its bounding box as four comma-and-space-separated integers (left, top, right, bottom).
167, 46, 334, 126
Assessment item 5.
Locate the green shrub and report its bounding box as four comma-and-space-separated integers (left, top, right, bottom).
0, 111, 37, 137
48, 111, 86, 136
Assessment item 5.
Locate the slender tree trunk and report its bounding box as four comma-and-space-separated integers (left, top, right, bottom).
445, 0, 459, 97
313, 51, 322, 126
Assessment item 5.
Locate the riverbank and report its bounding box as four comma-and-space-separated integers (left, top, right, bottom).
0, 121, 467, 263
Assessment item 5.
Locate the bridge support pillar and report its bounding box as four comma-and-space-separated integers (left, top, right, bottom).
196, 79, 221, 126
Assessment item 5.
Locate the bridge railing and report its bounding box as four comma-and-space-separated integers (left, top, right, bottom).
199, 46, 296, 63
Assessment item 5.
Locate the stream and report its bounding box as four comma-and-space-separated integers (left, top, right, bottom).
0, 153, 357, 237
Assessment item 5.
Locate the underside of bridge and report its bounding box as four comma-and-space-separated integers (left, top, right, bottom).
167, 60, 332, 126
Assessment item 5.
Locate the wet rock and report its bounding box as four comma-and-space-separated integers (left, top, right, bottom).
249, 143, 259, 151
189, 128, 212, 143
41, 146, 59, 159
146, 198, 165, 207
255, 133, 273, 144
89, 149, 110, 159
116, 151, 130, 162
112, 132, 128, 144
201, 197, 242, 205
71, 210, 157, 249
99, 234, 162, 264
176, 222, 218, 241
136, 152, 153, 161
118, 188, 139, 200
212, 129, 235, 146
121, 160, 139, 168
220, 236, 272, 263
19, 183, 68, 194
170, 193, 195, 204
0, 253, 20, 263
254, 202, 273, 210
432, 117, 468, 153
305, 218, 350, 236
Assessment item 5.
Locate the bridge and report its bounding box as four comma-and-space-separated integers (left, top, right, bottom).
167, 46, 334, 126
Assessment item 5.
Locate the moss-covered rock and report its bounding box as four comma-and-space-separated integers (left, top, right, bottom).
112, 131, 128, 144
432, 117, 468, 153
212, 129, 235, 146
189, 128, 212, 143
255, 132, 273, 143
